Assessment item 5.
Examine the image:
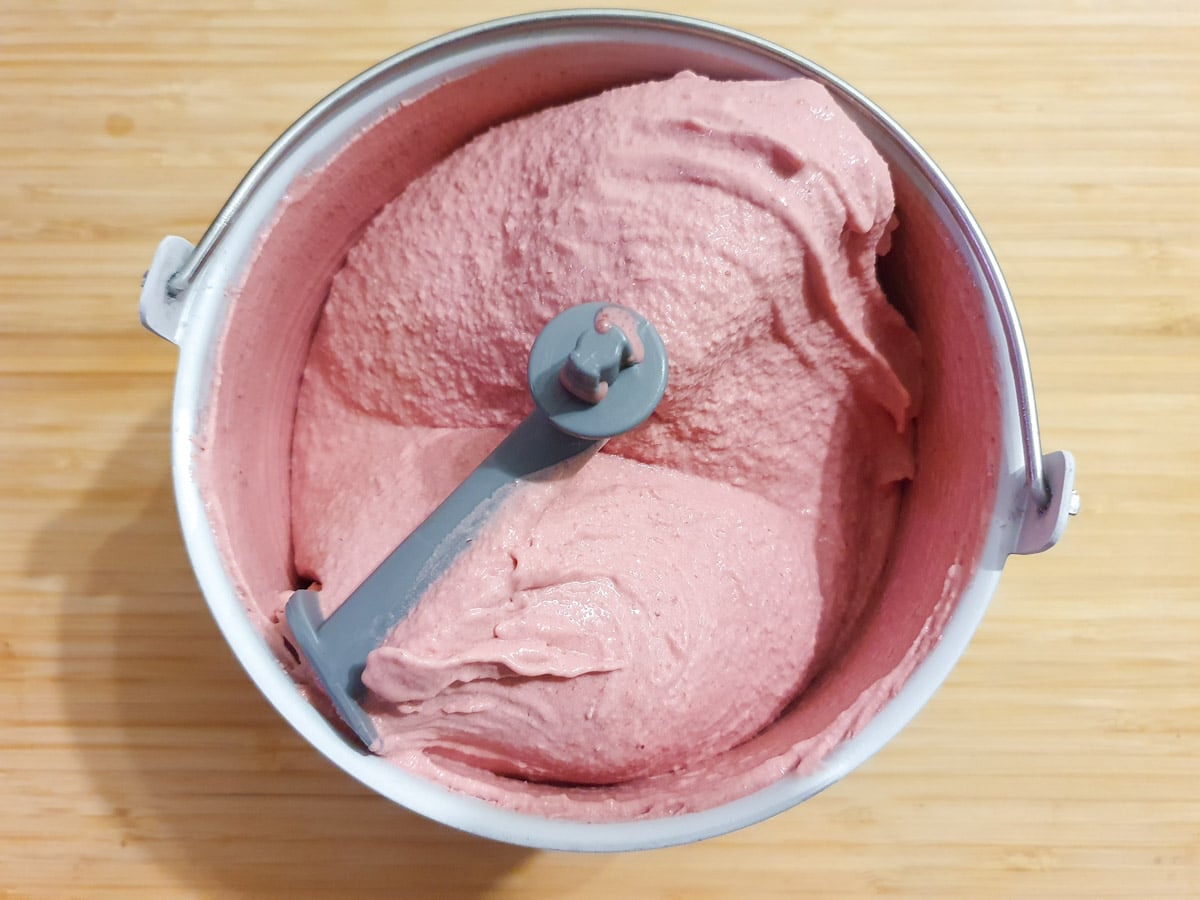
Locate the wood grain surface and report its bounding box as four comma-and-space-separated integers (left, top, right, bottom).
2, 1, 1197, 896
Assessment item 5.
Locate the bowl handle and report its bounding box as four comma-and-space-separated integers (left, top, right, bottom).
1014, 450, 1078, 555
139, 235, 195, 346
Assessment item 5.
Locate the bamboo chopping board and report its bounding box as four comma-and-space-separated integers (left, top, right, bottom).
1, 1, 1197, 896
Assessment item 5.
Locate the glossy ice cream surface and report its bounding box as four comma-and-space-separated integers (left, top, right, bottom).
283, 72, 922, 820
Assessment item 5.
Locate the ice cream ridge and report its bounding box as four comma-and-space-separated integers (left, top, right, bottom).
283, 71, 923, 821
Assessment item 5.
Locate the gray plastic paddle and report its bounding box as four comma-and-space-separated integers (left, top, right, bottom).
284, 302, 668, 750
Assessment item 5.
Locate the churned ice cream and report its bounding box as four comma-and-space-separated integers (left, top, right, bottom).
281, 72, 922, 820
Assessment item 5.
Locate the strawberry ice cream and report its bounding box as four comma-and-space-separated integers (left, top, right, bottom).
283, 72, 922, 820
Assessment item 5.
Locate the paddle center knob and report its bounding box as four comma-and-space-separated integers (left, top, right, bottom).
528, 303, 668, 440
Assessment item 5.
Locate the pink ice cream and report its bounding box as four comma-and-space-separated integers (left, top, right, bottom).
284, 72, 921, 820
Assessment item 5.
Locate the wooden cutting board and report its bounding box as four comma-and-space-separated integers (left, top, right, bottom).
1, 1, 1196, 896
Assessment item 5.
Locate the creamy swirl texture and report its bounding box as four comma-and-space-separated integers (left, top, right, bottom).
286, 72, 922, 820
